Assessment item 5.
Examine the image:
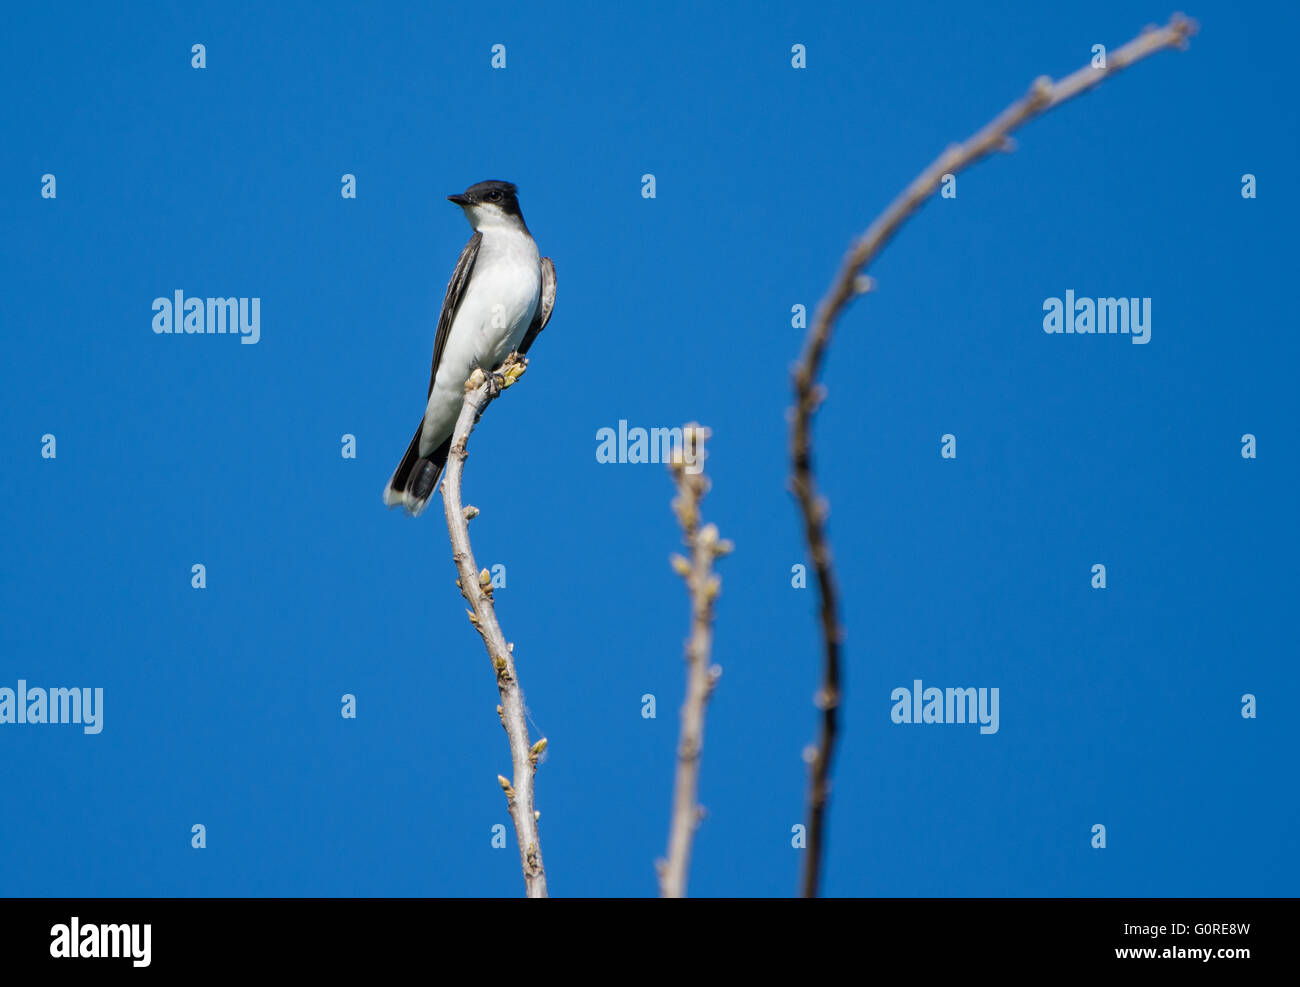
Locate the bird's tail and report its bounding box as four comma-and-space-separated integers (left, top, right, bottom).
383, 425, 452, 518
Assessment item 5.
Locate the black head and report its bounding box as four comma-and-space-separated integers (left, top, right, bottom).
447, 180, 522, 218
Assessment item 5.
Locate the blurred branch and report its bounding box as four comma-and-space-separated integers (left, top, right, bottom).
440, 353, 548, 899
791, 14, 1197, 898
659, 425, 731, 898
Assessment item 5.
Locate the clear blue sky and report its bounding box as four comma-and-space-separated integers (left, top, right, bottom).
1, 0, 1295, 897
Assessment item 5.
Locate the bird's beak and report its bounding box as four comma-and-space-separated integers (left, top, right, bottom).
447, 193, 470, 206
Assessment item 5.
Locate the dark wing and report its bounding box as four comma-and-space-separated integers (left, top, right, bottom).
518, 256, 556, 355
427, 231, 483, 397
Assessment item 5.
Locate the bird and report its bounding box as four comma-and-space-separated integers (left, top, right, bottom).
384, 180, 556, 517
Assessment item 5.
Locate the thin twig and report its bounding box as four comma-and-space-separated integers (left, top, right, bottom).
791, 15, 1197, 898
658, 425, 731, 898
440, 353, 547, 898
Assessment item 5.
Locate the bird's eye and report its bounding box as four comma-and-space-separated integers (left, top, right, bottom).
487, 190, 501, 201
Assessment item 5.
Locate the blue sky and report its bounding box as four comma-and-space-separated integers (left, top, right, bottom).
1, 0, 1295, 897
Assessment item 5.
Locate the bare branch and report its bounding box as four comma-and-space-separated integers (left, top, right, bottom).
791, 15, 1197, 898
659, 425, 731, 898
440, 353, 547, 898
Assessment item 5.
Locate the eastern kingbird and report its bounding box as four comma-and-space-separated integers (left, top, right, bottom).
384, 180, 556, 517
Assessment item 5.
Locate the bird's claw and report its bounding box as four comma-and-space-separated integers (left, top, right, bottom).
499, 355, 528, 389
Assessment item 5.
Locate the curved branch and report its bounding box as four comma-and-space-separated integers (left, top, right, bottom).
440, 354, 547, 898
792, 15, 1197, 898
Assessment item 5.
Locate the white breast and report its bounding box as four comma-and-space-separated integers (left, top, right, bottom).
421, 227, 541, 451
456, 229, 541, 368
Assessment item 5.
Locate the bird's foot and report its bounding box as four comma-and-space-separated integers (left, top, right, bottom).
498, 354, 528, 390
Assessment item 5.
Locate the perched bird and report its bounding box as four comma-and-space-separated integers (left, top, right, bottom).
384, 180, 556, 516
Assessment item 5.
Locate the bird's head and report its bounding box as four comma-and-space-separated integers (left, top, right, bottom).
448, 180, 525, 231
